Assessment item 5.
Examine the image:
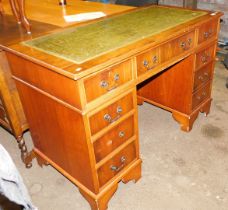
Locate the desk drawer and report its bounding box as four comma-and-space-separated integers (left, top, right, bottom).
198, 20, 217, 44
192, 82, 211, 109
84, 60, 132, 103
193, 62, 213, 91
195, 44, 215, 70
94, 115, 135, 163
89, 92, 134, 135
97, 142, 136, 188
160, 31, 194, 62
136, 47, 160, 76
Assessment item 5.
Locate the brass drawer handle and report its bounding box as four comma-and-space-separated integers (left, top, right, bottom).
204, 29, 213, 39
201, 53, 210, 64
198, 72, 209, 81
143, 55, 158, 71
180, 38, 192, 51
100, 73, 120, 91
198, 75, 204, 81
197, 91, 207, 100
110, 156, 126, 172
180, 41, 186, 49
152, 55, 158, 63
103, 106, 123, 123
100, 80, 108, 88
202, 91, 206, 96
118, 131, 125, 138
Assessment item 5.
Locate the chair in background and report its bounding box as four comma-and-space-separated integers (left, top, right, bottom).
0, 0, 4, 15
0, 0, 31, 33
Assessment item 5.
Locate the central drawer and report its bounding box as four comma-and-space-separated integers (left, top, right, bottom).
160, 31, 195, 62
136, 47, 160, 76
97, 142, 136, 188
93, 115, 135, 163
89, 92, 134, 135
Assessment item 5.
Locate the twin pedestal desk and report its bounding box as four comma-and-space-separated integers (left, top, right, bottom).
4, 6, 222, 210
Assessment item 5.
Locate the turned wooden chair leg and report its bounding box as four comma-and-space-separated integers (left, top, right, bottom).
16, 135, 33, 168
16, 0, 31, 33
0, 0, 4, 15
9, 0, 21, 23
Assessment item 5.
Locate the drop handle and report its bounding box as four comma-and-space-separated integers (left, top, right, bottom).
198, 75, 204, 80
201, 53, 210, 64
103, 106, 123, 123
110, 156, 126, 172
118, 131, 125, 138
143, 55, 158, 70
204, 29, 213, 38
100, 73, 120, 91
180, 38, 192, 50
197, 92, 207, 100
199, 72, 209, 81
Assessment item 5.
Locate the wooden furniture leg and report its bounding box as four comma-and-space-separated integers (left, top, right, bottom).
79, 185, 118, 210
0, 0, 4, 15
200, 98, 212, 116
79, 163, 142, 210
172, 98, 212, 132
8, 0, 31, 33
9, 0, 20, 23
16, 0, 31, 33
122, 162, 141, 184
137, 96, 144, 105
172, 111, 199, 132
16, 135, 33, 168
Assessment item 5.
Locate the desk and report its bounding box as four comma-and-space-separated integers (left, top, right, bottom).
4, 5, 222, 210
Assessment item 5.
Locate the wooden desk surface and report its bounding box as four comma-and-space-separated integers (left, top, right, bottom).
22, 7, 206, 64
4, 5, 222, 81
2, 0, 134, 27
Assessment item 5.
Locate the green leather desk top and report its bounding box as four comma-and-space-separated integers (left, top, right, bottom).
22, 6, 207, 64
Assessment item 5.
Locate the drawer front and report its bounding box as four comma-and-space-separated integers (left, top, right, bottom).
160, 31, 195, 62
84, 60, 133, 103
136, 47, 160, 76
94, 115, 135, 163
97, 142, 136, 187
89, 92, 134, 135
196, 44, 215, 70
193, 62, 213, 91
198, 20, 217, 44
192, 82, 211, 110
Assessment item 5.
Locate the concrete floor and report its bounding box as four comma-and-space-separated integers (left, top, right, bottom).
0, 60, 228, 210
